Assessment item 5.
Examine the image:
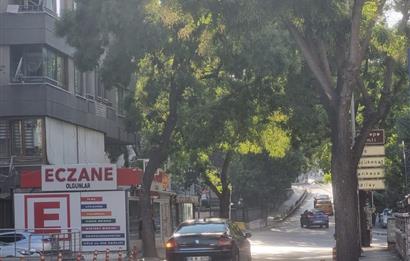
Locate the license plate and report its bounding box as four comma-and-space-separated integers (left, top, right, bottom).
186, 257, 210, 261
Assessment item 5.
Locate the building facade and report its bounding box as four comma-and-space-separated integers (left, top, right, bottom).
0, 0, 133, 179
0, 0, 133, 226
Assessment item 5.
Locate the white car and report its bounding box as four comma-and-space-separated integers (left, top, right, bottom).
0, 231, 57, 257
380, 208, 392, 228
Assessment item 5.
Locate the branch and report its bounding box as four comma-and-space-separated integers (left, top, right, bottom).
355, 75, 375, 113
285, 21, 336, 106
349, 0, 366, 67
203, 173, 222, 199
352, 57, 394, 164
358, 0, 387, 63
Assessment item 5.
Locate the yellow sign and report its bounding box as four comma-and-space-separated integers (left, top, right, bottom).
358, 179, 385, 190
362, 146, 385, 156
357, 168, 385, 179
358, 157, 385, 168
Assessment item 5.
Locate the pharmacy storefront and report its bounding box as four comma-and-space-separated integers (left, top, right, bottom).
17, 164, 175, 252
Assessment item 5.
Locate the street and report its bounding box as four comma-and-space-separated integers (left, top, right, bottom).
250, 184, 335, 261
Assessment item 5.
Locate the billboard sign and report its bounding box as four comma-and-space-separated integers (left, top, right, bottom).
14, 191, 127, 251
41, 164, 117, 192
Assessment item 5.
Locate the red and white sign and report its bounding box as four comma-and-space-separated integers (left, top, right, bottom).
41, 164, 117, 191
15, 191, 127, 251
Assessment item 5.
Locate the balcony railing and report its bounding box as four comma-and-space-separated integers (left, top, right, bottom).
6, 4, 57, 17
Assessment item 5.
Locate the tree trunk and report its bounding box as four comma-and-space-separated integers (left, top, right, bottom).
219, 188, 230, 219
359, 190, 371, 247
140, 63, 181, 257
331, 120, 360, 261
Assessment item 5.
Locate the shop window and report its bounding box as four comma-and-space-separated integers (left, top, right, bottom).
11, 45, 67, 89
0, 121, 10, 158
128, 200, 139, 240
7, 119, 44, 158
153, 202, 161, 236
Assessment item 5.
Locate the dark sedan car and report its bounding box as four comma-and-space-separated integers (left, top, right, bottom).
300, 209, 329, 228
165, 218, 252, 261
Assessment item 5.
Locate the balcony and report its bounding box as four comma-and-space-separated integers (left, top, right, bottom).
0, 83, 134, 144
0, 4, 74, 56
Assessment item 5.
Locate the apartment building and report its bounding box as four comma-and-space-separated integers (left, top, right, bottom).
0, 0, 134, 200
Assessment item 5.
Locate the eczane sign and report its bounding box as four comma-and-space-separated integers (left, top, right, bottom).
41, 164, 117, 191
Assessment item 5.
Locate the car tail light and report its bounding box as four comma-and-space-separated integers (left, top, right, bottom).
218, 236, 232, 248
165, 238, 177, 249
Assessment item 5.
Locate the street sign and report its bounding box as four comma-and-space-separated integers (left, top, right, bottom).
365, 129, 385, 145
358, 157, 385, 168
362, 146, 385, 156
357, 168, 385, 179
359, 179, 385, 190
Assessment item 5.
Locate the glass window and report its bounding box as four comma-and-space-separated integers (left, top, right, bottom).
74, 67, 85, 96
153, 202, 161, 236
10, 119, 43, 157
176, 223, 226, 234
0, 121, 10, 158
95, 67, 105, 99
11, 121, 22, 156
10, 45, 67, 89
117, 87, 125, 115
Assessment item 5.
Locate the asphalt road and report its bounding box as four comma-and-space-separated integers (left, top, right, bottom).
250, 184, 336, 261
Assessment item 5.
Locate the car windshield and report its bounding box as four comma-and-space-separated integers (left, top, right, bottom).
176, 223, 226, 234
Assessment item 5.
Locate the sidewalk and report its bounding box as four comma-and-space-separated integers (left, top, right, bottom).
359, 246, 400, 260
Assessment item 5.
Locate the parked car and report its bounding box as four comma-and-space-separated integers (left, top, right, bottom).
0, 231, 57, 257
380, 208, 392, 228
300, 209, 329, 228
165, 218, 252, 261
315, 199, 333, 216
313, 194, 330, 208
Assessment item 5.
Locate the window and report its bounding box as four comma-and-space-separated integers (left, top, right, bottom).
44, 48, 67, 89
95, 67, 105, 99
74, 67, 85, 96
0, 121, 10, 158
11, 45, 67, 89
176, 223, 227, 234
117, 87, 125, 115
0, 119, 44, 158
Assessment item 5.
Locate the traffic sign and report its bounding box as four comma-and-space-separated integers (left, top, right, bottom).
358, 156, 385, 168
359, 179, 385, 190
357, 168, 385, 179
362, 146, 385, 156
365, 129, 385, 145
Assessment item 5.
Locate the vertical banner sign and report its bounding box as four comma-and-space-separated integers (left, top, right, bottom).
14, 191, 127, 251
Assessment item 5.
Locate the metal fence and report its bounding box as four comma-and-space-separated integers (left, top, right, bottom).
0, 228, 81, 258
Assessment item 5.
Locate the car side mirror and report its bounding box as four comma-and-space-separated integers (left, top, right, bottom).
245, 232, 252, 238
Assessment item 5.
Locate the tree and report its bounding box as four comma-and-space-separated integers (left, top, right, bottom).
242, 1, 409, 259
57, 0, 226, 257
